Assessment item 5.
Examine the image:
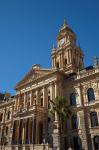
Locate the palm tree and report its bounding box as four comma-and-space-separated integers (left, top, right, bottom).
50, 96, 71, 150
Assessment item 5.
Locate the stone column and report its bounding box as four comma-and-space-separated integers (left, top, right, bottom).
43, 86, 48, 108
29, 119, 33, 144
12, 120, 19, 144
53, 82, 60, 149
28, 118, 30, 144
55, 55, 57, 69
16, 121, 19, 144
30, 91, 32, 106
68, 50, 70, 64
75, 86, 82, 106
52, 57, 54, 68
22, 120, 26, 144
53, 57, 55, 68
50, 83, 54, 100
24, 119, 27, 144
55, 81, 58, 98
54, 81, 59, 121
59, 53, 62, 68
79, 85, 83, 106
17, 95, 20, 110
70, 49, 72, 64
36, 90, 39, 105
21, 120, 25, 144
33, 116, 36, 144
42, 87, 45, 107
24, 92, 27, 108
25, 118, 29, 144
18, 120, 22, 144
61, 53, 64, 69
15, 96, 17, 110
49, 82, 55, 109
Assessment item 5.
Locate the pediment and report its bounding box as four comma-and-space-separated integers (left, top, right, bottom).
15, 67, 51, 89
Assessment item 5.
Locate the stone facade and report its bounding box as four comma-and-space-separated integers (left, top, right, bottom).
0, 20, 99, 150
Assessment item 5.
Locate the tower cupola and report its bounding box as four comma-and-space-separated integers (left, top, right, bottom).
51, 20, 84, 74
57, 19, 76, 48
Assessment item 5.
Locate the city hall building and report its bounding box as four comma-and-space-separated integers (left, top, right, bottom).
0, 20, 99, 150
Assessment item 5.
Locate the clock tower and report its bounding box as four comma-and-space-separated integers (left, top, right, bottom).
51, 20, 84, 74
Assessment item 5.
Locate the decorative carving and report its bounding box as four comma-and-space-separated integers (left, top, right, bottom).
28, 72, 38, 82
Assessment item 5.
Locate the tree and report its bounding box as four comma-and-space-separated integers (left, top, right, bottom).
50, 96, 71, 150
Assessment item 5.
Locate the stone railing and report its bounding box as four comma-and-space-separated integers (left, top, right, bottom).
13, 105, 46, 118
0, 144, 50, 150
76, 67, 99, 79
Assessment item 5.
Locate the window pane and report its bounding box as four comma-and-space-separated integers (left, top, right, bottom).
90, 112, 98, 127
87, 88, 95, 102
72, 115, 78, 129
70, 93, 76, 106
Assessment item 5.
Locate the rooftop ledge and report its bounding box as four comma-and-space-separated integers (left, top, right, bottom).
76, 66, 99, 79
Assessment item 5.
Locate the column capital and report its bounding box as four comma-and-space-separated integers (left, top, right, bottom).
49, 81, 54, 86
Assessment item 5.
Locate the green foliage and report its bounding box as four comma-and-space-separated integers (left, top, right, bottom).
50, 96, 71, 122
49, 96, 72, 150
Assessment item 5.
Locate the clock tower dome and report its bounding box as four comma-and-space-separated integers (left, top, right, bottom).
51, 20, 84, 74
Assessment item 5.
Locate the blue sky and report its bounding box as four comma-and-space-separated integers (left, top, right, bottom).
0, 0, 99, 94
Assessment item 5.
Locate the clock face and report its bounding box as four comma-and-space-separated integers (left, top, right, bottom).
60, 38, 65, 45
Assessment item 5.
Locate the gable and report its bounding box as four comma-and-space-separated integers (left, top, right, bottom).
15, 67, 52, 89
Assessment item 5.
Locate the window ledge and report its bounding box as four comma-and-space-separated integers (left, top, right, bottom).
89, 126, 99, 129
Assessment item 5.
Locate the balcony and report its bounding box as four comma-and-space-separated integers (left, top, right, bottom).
89, 126, 99, 134
13, 105, 46, 118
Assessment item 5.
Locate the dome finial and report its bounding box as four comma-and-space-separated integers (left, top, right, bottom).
59, 18, 68, 32
63, 18, 68, 27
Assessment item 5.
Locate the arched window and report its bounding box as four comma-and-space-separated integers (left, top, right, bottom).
72, 114, 78, 129
87, 88, 95, 102
90, 112, 98, 127
70, 93, 76, 106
